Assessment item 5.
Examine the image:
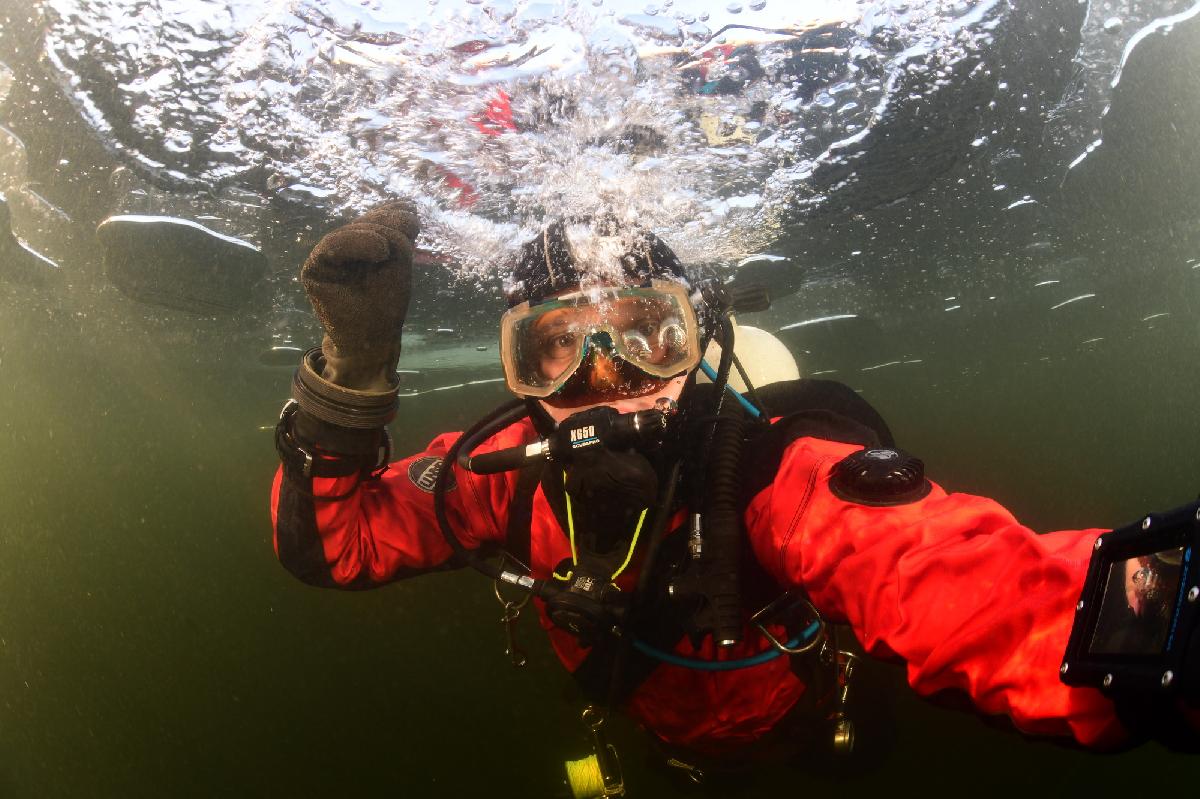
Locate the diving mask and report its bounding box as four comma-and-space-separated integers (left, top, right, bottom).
500, 279, 701, 400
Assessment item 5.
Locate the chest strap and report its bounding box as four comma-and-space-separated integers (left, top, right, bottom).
503, 460, 546, 569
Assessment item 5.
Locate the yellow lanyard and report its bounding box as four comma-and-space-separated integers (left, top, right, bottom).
554, 471, 648, 583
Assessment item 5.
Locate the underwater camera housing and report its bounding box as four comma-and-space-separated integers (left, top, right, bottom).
1061, 499, 1200, 707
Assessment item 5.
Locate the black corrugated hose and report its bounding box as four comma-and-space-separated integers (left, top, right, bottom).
702, 315, 747, 646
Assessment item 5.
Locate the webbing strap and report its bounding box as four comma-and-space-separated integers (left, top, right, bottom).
503, 460, 546, 569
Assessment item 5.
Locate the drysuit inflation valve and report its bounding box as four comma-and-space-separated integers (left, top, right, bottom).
829, 447, 931, 506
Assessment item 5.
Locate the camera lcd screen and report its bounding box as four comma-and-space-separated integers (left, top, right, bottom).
1088, 546, 1186, 656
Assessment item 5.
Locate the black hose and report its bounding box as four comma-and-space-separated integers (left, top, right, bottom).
434, 399, 558, 599
731, 350, 770, 420
453, 399, 530, 472
702, 315, 746, 646
607, 459, 683, 710
710, 315, 736, 416
688, 314, 737, 512
633, 460, 684, 599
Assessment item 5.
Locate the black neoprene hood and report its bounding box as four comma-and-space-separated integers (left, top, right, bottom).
504, 218, 691, 307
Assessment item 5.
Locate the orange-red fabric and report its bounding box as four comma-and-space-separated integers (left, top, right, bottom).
271, 421, 1125, 751
271, 423, 527, 580
744, 437, 1123, 748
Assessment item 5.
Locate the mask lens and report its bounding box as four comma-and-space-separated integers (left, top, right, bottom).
503, 303, 589, 396
500, 281, 700, 399
534, 321, 586, 382
620, 330, 651, 359
609, 295, 694, 375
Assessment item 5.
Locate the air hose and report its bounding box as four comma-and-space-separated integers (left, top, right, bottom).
702, 315, 747, 647
433, 398, 559, 599
632, 620, 820, 671
699, 359, 762, 419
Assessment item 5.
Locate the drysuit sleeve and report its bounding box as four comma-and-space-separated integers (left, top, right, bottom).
743, 436, 1124, 747
271, 425, 522, 589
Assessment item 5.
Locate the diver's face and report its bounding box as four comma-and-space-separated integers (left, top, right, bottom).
538, 373, 687, 425
530, 296, 685, 409
532, 296, 681, 377
499, 278, 699, 421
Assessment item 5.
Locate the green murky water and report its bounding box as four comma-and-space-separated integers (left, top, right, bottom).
2, 0, 1199, 796
1, 227, 1197, 797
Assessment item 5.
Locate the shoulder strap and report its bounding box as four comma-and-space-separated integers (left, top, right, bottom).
503, 460, 546, 569
740, 378, 895, 507
755, 378, 894, 445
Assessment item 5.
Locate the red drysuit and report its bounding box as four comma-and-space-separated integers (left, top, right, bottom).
271, 388, 1125, 755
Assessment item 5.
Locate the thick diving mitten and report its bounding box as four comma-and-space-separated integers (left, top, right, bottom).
301, 201, 419, 392
283, 202, 419, 475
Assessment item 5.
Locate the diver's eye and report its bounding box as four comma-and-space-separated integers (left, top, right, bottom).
542, 332, 579, 359
637, 320, 658, 338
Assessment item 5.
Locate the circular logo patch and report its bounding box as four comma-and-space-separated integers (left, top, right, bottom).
408, 455, 455, 494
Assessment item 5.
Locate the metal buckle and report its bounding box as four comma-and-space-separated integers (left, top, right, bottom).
750, 592, 826, 655
371, 428, 392, 478
581, 706, 625, 797
277, 399, 315, 478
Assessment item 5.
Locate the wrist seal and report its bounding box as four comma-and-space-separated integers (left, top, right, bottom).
291, 346, 399, 429
276, 347, 397, 486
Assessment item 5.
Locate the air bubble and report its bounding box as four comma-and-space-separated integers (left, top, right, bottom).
37, 0, 1105, 285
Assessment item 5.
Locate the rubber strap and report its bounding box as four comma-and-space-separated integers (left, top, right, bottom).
274, 401, 390, 498
503, 460, 545, 570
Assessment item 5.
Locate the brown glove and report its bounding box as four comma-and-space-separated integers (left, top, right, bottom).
301, 202, 420, 392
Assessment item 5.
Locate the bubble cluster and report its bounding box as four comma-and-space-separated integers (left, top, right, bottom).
38, 0, 1187, 281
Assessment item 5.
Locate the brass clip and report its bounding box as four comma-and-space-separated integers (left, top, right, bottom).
494, 576, 531, 668
665, 757, 706, 785
580, 706, 625, 797
831, 649, 859, 755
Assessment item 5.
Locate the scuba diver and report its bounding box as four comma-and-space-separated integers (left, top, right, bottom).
271, 204, 1199, 795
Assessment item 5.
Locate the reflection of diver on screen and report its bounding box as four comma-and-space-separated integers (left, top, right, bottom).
1061, 501, 1198, 745
1089, 549, 1185, 656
